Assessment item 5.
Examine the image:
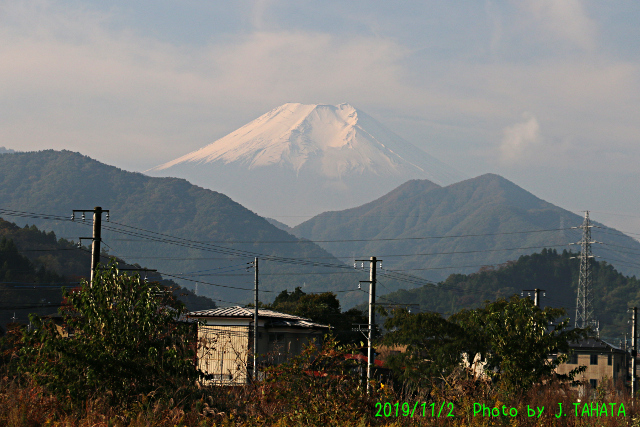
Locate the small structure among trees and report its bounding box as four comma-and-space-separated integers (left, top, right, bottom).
552, 338, 629, 393
187, 306, 329, 385
382, 295, 588, 393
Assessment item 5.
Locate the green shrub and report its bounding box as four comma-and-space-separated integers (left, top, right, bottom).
17, 260, 198, 409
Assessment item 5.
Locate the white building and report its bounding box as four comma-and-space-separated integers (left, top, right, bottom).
187, 306, 329, 385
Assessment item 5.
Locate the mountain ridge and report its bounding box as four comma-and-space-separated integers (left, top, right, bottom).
368, 248, 640, 339
146, 103, 465, 225
292, 173, 640, 282
0, 150, 355, 304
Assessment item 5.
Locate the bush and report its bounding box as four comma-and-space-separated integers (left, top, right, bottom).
17, 260, 199, 409
244, 336, 382, 426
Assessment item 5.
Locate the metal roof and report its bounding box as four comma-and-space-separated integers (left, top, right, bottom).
188, 306, 310, 321
268, 318, 330, 329
569, 337, 626, 352
186, 306, 330, 329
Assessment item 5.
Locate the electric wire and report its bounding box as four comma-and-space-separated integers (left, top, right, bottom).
0, 208, 590, 279
111, 226, 576, 244
3, 207, 640, 311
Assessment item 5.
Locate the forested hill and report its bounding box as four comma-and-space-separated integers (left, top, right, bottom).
0, 234, 67, 330
0, 150, 357, 306
0, 218, 91, 280
378, 248, 639, 339
293, 174, 640, 282
0, 219, 218, 332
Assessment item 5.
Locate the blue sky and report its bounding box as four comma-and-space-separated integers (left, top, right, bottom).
2, 0, 639, 233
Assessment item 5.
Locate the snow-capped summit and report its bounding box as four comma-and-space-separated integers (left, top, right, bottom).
146, 103, 465, 225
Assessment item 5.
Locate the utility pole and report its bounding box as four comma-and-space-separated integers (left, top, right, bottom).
357, 256, 380, 393
571, 211, 596, 329
253, 257, 259, 382
632, 307, 637, 397
73, 207, 109, 283
522, 288, 545, 308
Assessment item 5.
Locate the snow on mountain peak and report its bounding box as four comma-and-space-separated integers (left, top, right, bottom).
148, 102, 463, 181
145, 103, 466, 225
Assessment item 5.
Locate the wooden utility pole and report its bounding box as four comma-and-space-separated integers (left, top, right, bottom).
357, 256, 380, 393
253, 257, 259, 381
73, 206, 109, 283
632, 307, 637, 397
90, 207, 102, 282
523, 288, 545, 308
368, 256, 376, 391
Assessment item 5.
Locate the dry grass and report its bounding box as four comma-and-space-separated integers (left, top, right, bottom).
2, 373, 640, 427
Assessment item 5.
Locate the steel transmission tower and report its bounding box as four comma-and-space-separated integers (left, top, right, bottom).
574, 211, 595, 329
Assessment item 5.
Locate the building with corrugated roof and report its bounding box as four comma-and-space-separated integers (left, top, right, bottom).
551, 338, 629, 393
187, 306, 329, 385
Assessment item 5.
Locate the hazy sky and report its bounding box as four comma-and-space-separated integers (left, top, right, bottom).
2, 0, 639, 234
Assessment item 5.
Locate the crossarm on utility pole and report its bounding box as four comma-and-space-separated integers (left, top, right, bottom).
72, 207, 109, 284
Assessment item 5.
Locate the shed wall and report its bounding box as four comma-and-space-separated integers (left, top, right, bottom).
197, 325, 249, 385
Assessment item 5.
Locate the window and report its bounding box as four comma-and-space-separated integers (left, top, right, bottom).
590, 354, 598, 365
590, 379, 597, 389
569, 353, 578, 364
608, 354, 612, 366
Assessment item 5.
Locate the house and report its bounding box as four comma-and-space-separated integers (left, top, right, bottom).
458, 338, 630, 391
551, 338, 629, 392
186, 306, 329, 385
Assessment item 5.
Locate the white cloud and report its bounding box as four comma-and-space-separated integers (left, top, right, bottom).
484, 0, 504, 54
252, 0, 276, 30
520, 0, 597, 50
0, 0, 638, 179
1, 0, 640, 234
0, 1, 412, 168
499, 113, 541, 164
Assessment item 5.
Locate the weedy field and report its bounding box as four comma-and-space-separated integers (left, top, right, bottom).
2, 264, 637, 426
1, 352, 638, 427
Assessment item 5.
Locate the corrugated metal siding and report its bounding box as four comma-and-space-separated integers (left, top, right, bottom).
198, 325, 249, 385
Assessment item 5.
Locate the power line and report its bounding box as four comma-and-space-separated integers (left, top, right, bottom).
0, 207, 579, 263
14, 248, 82, 252
155, 271, 276, 293
110, 226, 576, 244
5, 207, 638, 305
0, 209, 592, 286
600, 242, 640, 256
375, 243, 572, 259
98, 222, 575, 265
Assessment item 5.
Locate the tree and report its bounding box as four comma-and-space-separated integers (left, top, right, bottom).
268, 287, 367, 344
18, 261, 198, 407
381, 310, 467, 388
456, 296, 587, 392
382, 295, 587, 392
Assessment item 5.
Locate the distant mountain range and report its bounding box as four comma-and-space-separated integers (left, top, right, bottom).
146, 103, 465, 226
0, 150, 356, 305
292, 174, 640, 282
3, 149, 639, 313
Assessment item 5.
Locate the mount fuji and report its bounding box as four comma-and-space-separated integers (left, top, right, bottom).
146, 103, 465, 226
